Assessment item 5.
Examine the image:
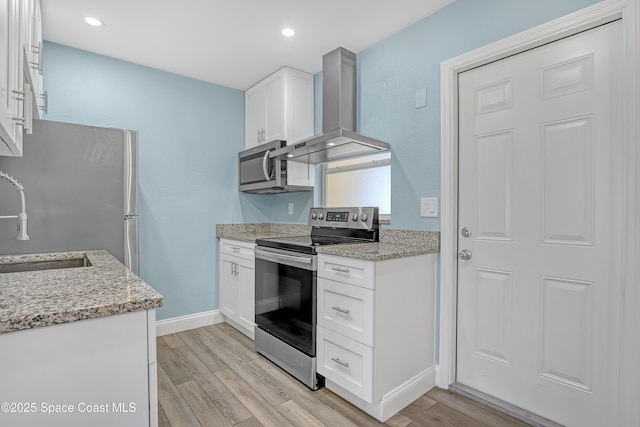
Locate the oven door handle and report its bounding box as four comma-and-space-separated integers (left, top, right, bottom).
255, 247, 313, 265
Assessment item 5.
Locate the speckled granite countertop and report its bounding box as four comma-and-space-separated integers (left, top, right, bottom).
0, 250, 163, 334
217, 223, 439, 261
216, 223, 312, 243
315, 241, 437, 261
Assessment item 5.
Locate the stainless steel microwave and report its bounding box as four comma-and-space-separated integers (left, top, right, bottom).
239, 140, 313, 194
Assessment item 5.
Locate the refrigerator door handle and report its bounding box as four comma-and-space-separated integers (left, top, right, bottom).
124, 216, 140, 275
124, 130, 139, 216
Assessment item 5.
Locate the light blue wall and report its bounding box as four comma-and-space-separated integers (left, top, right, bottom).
355, 0, 602, 230
41, 0, 601, 321
43, 42, 271, 320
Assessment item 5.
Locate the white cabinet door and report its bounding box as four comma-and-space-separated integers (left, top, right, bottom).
219, 253, 239, 319
24, 0, 42, 118
237, 257, 255, 334
244, 67, 314, 148
0, 0, 24, 156
219, 239, 256, 339
263, 71, 284, 143
284, 70, 314, 144
245, 84, 264, 148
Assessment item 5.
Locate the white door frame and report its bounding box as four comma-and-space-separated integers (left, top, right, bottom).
439, 0, 640, 425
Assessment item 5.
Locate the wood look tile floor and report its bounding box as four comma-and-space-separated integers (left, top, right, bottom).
157, 323, 530, 427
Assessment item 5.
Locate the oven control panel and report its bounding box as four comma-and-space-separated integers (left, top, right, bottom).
308, 207, 379, 230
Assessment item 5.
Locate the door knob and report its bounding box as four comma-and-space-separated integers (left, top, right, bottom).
458, 249, 472, 260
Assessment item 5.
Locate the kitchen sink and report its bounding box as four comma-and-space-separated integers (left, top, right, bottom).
0, 256, 92, 273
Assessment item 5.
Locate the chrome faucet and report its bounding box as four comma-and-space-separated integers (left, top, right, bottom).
0, 171, 30, 240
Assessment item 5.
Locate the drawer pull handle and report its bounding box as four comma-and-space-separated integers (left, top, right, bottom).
331, 306, 350, 315
331, 357, 349, 368
331, 267, 350, 273
231, 247, 240, 253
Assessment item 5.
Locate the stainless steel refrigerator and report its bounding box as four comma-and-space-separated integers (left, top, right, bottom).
0, 119, 140, 274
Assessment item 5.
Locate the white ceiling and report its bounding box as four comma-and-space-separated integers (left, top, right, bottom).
42, 0, 454, 91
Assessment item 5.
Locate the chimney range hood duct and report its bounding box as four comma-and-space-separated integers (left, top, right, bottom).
271, 47, 390, 164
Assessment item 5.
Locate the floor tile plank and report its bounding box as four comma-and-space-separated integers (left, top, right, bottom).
177, 380, 233, 427
204, 324, 260, 363
235, 416, 264, 427
399, 402, 457, 427
157, 363, 201, 427
178, 330, 228, 373
385, 412, 413, 427
157, 337, 193, 386
162, 333, 185, 349
158, 403, 171, 427
215, 367, 295, 427
202, 337, 289, 407
426, 388, 530, 427
314, 387, 385, 426
248, 357, 358, 427
172, 344, 253, 425
276, 399, 325, 427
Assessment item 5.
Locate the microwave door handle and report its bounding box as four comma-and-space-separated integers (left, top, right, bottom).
262, 149, 272, 181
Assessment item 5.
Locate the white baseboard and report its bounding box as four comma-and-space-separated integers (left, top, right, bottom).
325, 366, 436, 422
156, 310, 224, 336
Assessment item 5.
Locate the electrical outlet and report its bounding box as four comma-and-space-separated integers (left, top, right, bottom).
420, 198, 438, 218
288, 202, 294, 215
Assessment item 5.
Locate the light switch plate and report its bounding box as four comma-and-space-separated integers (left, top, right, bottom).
288, 202, 294, 215
420, 198, 438, 218
415, 88, 427, 109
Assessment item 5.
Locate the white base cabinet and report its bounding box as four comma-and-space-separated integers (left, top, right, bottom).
317, 253, 437, 422
219, 239, 255, 339
0, 310, 158, 427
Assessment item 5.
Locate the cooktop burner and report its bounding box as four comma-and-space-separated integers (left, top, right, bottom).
255, 207, 379, 254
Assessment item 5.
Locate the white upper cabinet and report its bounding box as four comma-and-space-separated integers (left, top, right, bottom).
244, 67, 314, 149
0, 0, 40, 157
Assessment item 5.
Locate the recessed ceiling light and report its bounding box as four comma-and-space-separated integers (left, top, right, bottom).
281, 28, 295, 37
84, 17, 104, 27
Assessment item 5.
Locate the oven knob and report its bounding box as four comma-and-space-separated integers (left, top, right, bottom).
352, 214, 358, 221
318, 213, 324, 220
311, 213, 317, 220
361, 213, 368, 222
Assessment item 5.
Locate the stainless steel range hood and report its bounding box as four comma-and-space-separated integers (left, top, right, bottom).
271, 47, 390, 164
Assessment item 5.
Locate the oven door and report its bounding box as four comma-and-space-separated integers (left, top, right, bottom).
254, 246, 317, 357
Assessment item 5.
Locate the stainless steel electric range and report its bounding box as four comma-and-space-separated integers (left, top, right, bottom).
254, 207, 379, 390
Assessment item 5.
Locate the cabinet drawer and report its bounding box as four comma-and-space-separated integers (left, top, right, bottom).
317, 326, 373, 402
318, 278, 374, 346
220, 239, 255, 260
317, 255, 374, 289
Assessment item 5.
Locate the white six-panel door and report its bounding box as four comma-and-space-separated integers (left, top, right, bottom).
457, 20, 622, 426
